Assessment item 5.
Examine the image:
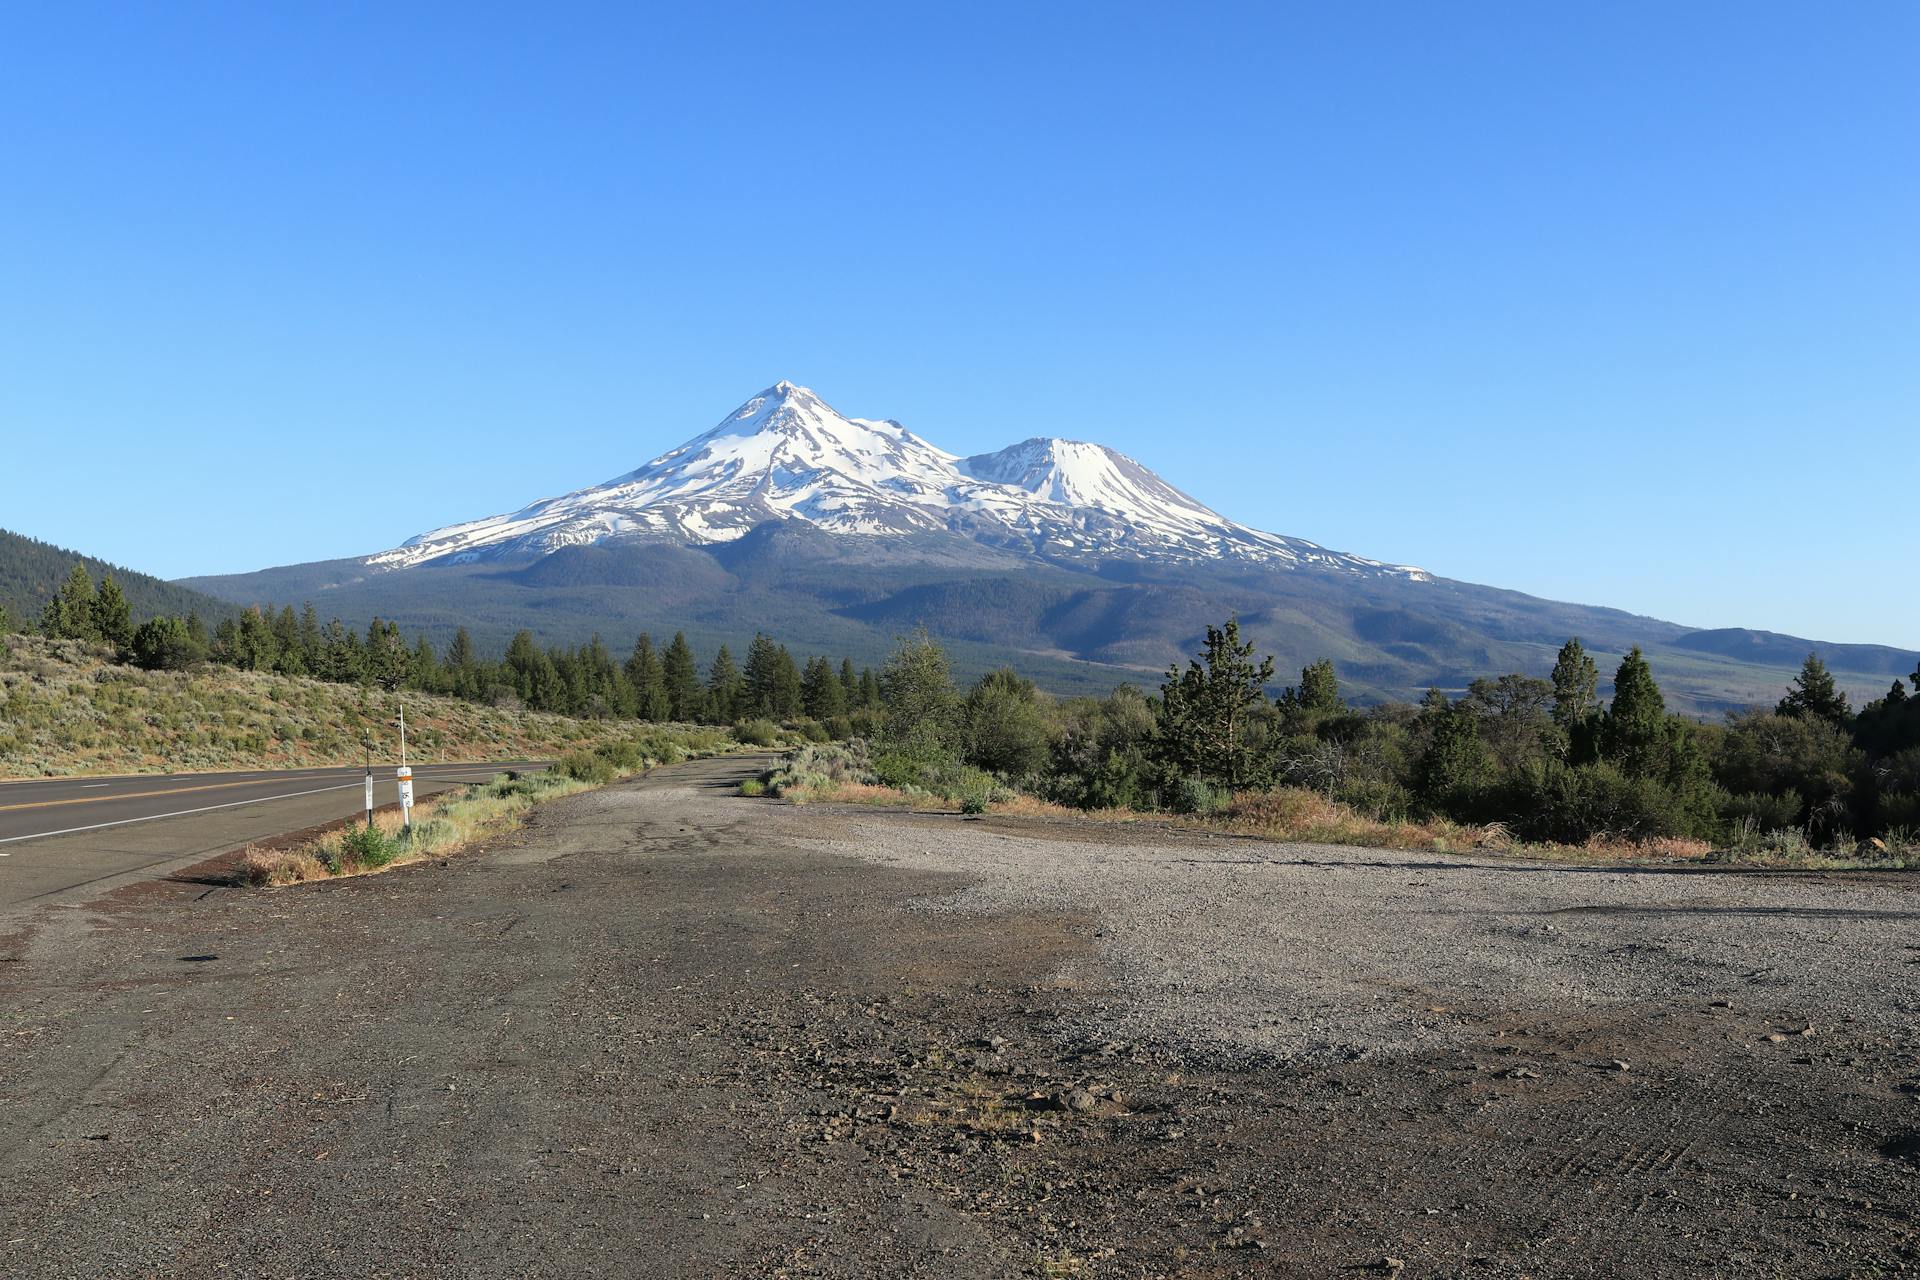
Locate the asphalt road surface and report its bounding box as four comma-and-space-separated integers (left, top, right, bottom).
1, 755, 1914, 1277
0, 761, 543, 913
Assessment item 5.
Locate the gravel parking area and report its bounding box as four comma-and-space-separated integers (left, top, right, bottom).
782, 810, 1920, 1068
3, 761, 1915, 1277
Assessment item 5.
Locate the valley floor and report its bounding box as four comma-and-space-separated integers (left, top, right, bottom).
1, 756, 1915, 1277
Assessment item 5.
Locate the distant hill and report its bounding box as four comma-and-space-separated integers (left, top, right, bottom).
0, 528, 237, 630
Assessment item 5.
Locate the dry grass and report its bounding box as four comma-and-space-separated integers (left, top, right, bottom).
1217, 788, 1488, 852
239, 771, 593, 885
763, 768, 1723, 864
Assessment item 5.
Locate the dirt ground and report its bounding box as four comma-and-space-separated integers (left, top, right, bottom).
1, 755, 1915, 1278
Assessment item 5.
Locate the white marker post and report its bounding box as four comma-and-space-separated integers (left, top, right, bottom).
363, 769, 375, 827
396, 703, 413, 831
397, 764, 414, 831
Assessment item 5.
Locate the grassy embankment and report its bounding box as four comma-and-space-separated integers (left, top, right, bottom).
241, 726, 740, 885
0, 633, 657, 777
748, 742, 1920, 869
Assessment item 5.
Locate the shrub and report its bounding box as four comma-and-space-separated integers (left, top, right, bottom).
1502, 762, 1701, 844
1168, 775, 1228, 816
734, 718, 780, 746
739, 778, 766, 797
1721, 788, 1803, 833
558, 750, 616, 784
335, 821, 403, 871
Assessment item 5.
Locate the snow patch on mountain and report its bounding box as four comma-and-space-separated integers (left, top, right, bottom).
369, 382, 1428, 580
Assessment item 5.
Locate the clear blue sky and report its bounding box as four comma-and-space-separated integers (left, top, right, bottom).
3, 2, 1914, 646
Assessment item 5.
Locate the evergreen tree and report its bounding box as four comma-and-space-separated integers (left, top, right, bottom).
129, 615, 205, 671
1777, 652, 1851, 726
839, 658, 859, 710
876, 628, 959, 760
233, 607, 280, 671
1599, 647, 1668, 777
411, 635, 442, 693
625, 634, 670, 720
1550, 637, 1601, 755
91, 574, 134, 649
1277, 658, 1340, 719
859, 668, 880, 709
741, 633, 783, 718
770, 645, 803, 718
1154, 617, 1277, 789
269, 605, 306, 675
802, 655, 847, 720
319, 619, 363, 682
210, 616, 241, 665
447, 627, 481, 700
42, 565, 99, 641
0, 602, 12, 634
707, 645, 742, 723
299, 604, 324, 672
1414, 696, 1491, 815
662, 632, 703, 722
364, 618, 411, 690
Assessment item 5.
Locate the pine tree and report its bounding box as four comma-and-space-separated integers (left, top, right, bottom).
320, 619, 363, 683
707, 645, 742, 723
1777, 652, 1850, 726
91, 574, 134, 649
42, 565, 99, 641
0, 603, 12, 634
626, 634, 670, 721
1277, 658, 1339, 719
364, 618, 411, 691
299, 604, 324, 672
411, 635, 442, 693
859, 668, 880, 709
1155, 617, 1276, 789
1550, 637, 1600, 737
771, 645, 803, 718
802, 655, 847, 720
447, 627, 480, 700
130, 614, 204, 671
662, 632, 703, 722
271, 605, 306, 675
839, 658, 859, 711
1414, 696, 1490, 815
1599, 647, 1667, 777
741, 633, 783, 718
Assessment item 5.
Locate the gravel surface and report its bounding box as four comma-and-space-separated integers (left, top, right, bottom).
781, 810, 1920, 1068
4, 759, 1916, 1277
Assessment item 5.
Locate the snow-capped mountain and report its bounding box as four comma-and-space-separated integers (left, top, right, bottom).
369, 381, 1427, 579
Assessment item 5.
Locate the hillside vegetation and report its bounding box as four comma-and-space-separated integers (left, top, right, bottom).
751, 624, 1920, 866
0, 635, 661, 777
0, 527, 235, 631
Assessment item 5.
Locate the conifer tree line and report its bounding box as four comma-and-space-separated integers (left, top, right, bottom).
15, 565, 888, 730
839, 619, 1920, 849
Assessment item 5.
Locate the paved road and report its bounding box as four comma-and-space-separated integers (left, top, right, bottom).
0, 761, 544, 913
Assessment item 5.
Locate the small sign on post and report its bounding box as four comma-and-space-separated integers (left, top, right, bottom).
363, 769, 375, 827
396, 765, 414, 829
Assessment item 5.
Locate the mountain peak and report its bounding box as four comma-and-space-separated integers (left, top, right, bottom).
368, 383, 1428, 581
